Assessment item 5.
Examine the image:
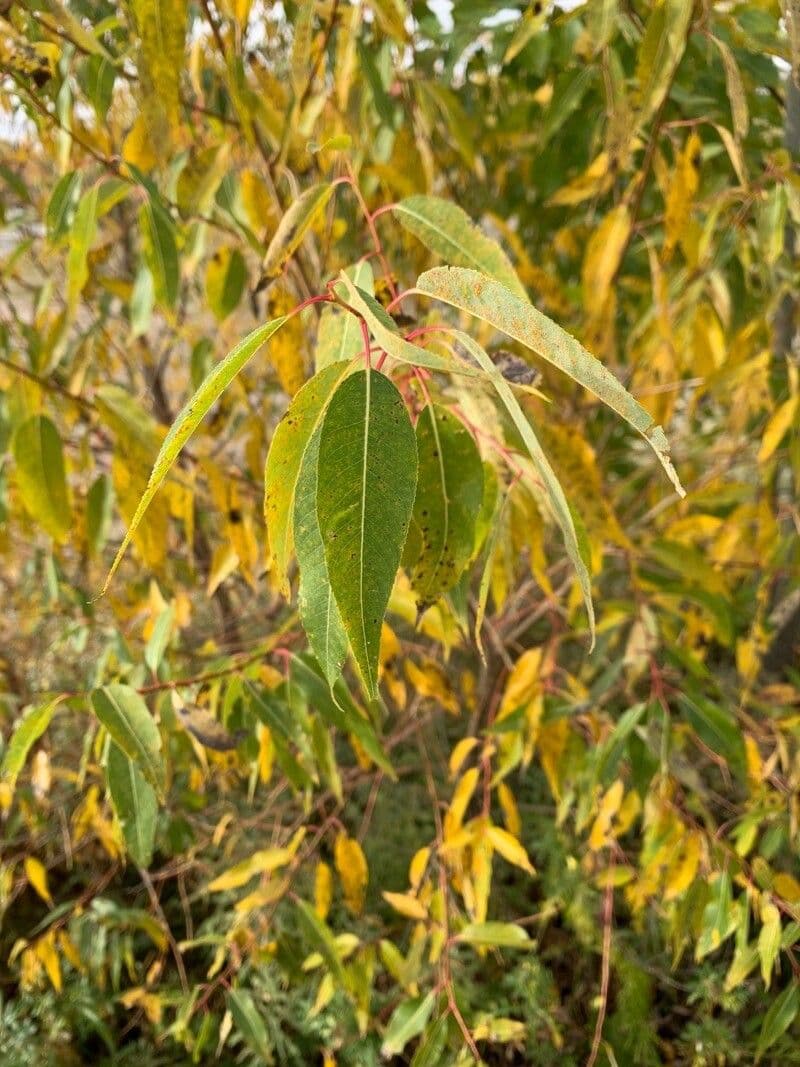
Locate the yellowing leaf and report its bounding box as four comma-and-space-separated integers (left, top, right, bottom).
36, 931, 61, 992
24, 857, 53, 905
315, 861, 333, 920
588, 779, 625, 851
664, 132, 702, 261
758, 395, 798, 464
209, 830, 305, 892
448, 767, 480, 829
486, 825, 536, 875
382, 891, 428, 920
449, 737, 479, 778
582, 204, 631, 318
497, 782, 522, 838
408, 847, 430, 892
334, 833, 368, 916
405, 660, 459, 715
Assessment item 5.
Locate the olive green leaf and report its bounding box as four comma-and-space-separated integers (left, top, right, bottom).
139, 195, 179, 309
14, 415, 71, 542
416, 266, 684, 496
316, 261, 374, 371
107, 741, 157, 867
260, 182, 334, 280
91, 684, 165, 796
393, 195, 526, 298
402, 403, 484, 611
103, 317, 288, 592
316, 369, 417, 698
265, 360, 355, 596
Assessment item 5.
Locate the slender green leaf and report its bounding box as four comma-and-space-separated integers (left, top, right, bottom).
140, 196, 179, 308
226, 989, 273, 1063
87, 473, 114, 556
295, 899, 347, 984
382, 993, 436, 1058
206, 247, 246, 321
316, 369, 417, 698
107, 741, 157, 867
449, 331, 595, 645
91, 684, 165, 796
393, 195, 526, 298
264, 360, 354, 595
756, 982, 799, 1062
1, 697, 63, 790
103, 317, 287, 591
678, 693, 746, 777
416, 267, 684, 496
46, 170, 81, 241
635, 0, 693, 125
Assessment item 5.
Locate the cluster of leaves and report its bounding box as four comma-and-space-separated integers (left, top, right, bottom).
0, 0, 799, 1064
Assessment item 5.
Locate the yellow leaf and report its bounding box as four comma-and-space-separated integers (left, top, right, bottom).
315, 861, 333, 920
449, 737, 479, 778
24, 857, 52, 905
334, 833, 368, 916
122, 114, 157, 172
497, 782, 522, 838
409, 847, 431, 892
588, 779, 625, 851
486, 825, 536, 875
500, 647, 542, 719
120, 986, 163, 1024
664, 132, 702, 261
448, 767, 480, 829
758, 395, 798, 464
405, 660, 460, 715
234, 877, 290, 914
209, 830, 305, 892
581, 204, 631, 318
773, 873, 800, 903
382, 891, 428, 920
37, 931, 61, 993
664, 832, 701, 900
257, 723, 274, 784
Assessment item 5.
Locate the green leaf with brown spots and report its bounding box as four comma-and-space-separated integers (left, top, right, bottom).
402, 404, 484, 611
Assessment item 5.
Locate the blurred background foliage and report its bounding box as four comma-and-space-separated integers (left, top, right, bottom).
0, 0, 799, 1063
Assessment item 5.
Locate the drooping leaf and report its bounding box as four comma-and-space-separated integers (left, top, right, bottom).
316, 369, 417, 698
260, 183, 334, 280
712, 36, 749, 140
295, 899, 347, 984
316, 261, 374, 371
290, 0, 315, 97
103, 317, 288, 591
449, 331, 595, 645
131, 0, 187, 148
416, 267, 684, 497
294, 430, 349, 687
678, 693, 746, 778
635, 0, 693, 125
107, 741, 157, 867
264, 360, 354, 596
139, 195, 179, 309
91, 684, 165, 796
86, 473, 114, 556
402, 403, 484, 610
46, 170, 81, 241
67, 183, 99, 313
13, 415, 71, 542
393, 195, 526, 298
1, 696, 63, 791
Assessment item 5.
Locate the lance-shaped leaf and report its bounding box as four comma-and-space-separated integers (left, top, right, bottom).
335, 271, 480, 378
316, 261, 374, 371
415, 267, 684, 496
67, 183, 99, 314
393, 195, 526, 299
92, 684, 165, 796
294, 430, 349, 687
402, 404, 484, 611
265, 360, 354, 595
449, 331, 595, 645
107, 741, 157, 867
139, 195, 179, 308
316, 369, 417, 698
103, 317, 288, 591
635, 0, 693, 126
1, 696, 64, 792
226, 989, 273, 1063
260, 182, 334, 280
14, 415, 71, 542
